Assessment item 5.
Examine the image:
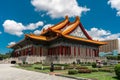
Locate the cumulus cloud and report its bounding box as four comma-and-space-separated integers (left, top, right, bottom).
0, 31, 2, 34
26, 21, 44, 30
8, 41, 16, 46
108, 0, 120, 16
33, 30, 41, 35
3, 20, 44, 36
87, 27, 120, 41
33, 24, 53, 35
31, 0, 90, 18
42, 24, 53, 30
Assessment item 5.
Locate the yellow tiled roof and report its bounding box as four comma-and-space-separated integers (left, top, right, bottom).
62, 16, 80, 35
63, 35, 107, 45
25, 16, 106, 45
8, 16, 107, 48
25, 34, 47, 41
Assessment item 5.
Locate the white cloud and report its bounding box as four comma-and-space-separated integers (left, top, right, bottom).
8, 41, 16, 46
42, 24, 53, 30
87, 27, 120, 41
3, 20, 44, 36
33, 24, 53, 35
108, 0, 120, 16
33, 30, 41, 35
31, 0, 90, 18
0, 31, 2, 34
26, 21, 44, 30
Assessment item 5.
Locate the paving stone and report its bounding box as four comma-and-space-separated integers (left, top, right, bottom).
0, 64, 76, 80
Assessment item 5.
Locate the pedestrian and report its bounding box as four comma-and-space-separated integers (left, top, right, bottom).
50, 62, 54, 72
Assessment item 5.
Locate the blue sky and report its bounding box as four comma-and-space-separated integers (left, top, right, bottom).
0, 0, 120, 54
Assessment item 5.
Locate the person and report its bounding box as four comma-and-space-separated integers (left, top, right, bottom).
50, 62, 54, 72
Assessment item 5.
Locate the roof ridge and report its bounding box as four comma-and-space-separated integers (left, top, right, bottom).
51, 16, 69, 30
40, 16, 69, 35
62, 16, 80, 35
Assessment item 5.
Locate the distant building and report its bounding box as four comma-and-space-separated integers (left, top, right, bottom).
99, 38, 120, 57
8, 16, 106, 64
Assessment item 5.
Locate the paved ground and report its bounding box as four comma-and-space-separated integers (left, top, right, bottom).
0, 64, 76, 80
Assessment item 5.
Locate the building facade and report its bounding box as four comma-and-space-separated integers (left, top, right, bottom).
99, 38, 120, 56
8, 16, 106, 64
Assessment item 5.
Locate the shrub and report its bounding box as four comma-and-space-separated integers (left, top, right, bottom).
54, 64, 69, 67
54, 66, 63, 70
73, 61, 76, 65
65, 66, 74, 69
91, 68, 99, 72
78, 69, 91, 73
22, 61, 28, 64
34, 62, 42, 64
103, 62, 107, 65
20, 64, 32, 67
43, 66, 50, 70
34, 67, 41, 70
92, 62, 97, 68
114, 64, 120, 78
98, 68, 114, 72
18, 63, 22, 66
34, 66, 50, 70
42, 63, 50, 66
87, 62, 92, 66
76, 66, 88, 69
68, 69, 78, 75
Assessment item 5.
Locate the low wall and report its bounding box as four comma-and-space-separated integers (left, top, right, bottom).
0, 56, 107, 64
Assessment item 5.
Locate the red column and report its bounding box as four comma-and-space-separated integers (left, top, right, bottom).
97, 49, 99, 57
59, 46, 61, 56
78, 47, 80, 56
92, 49, 94, 57
48, 49, 49, 55
31, 46, 33, 55
61, 46, 63, 56
89, 48, 91, 57
74, 46, 76, 56
49, 49, 51, 56
26, 48, 27, 56
25, 49, 27, 56
86, 48, 87, 56
41, 47, 42, 56
34, 47, 36, 56
70, 47, 71, 55
57, 47, 59, 56
94, 50, 97, 57
23, 49, 25, 56
15, 51, 17, 57
64, 46, 67, 56
66, 47, 68, 56
39, 47, 41, 56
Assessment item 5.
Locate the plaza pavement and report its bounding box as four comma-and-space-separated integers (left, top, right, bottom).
0, 64, 77, 80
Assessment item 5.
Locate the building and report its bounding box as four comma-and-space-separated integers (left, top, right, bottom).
99, 38, 120, 57
8, 16, 106, 64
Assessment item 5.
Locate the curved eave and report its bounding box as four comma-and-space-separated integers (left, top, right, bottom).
25, 34, 47, 41
62, 16, 80, 35
7, 44, 16, 48
25, 34, 59, 41
7, 39, 25, 48
63, 35, 107, 45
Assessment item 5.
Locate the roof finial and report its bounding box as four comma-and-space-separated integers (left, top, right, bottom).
76, 16, 80, 21
65, 15, 69, 19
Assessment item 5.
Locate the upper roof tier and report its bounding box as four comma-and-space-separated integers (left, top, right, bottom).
26, 16, 106, 45
8, 16, 107, 48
